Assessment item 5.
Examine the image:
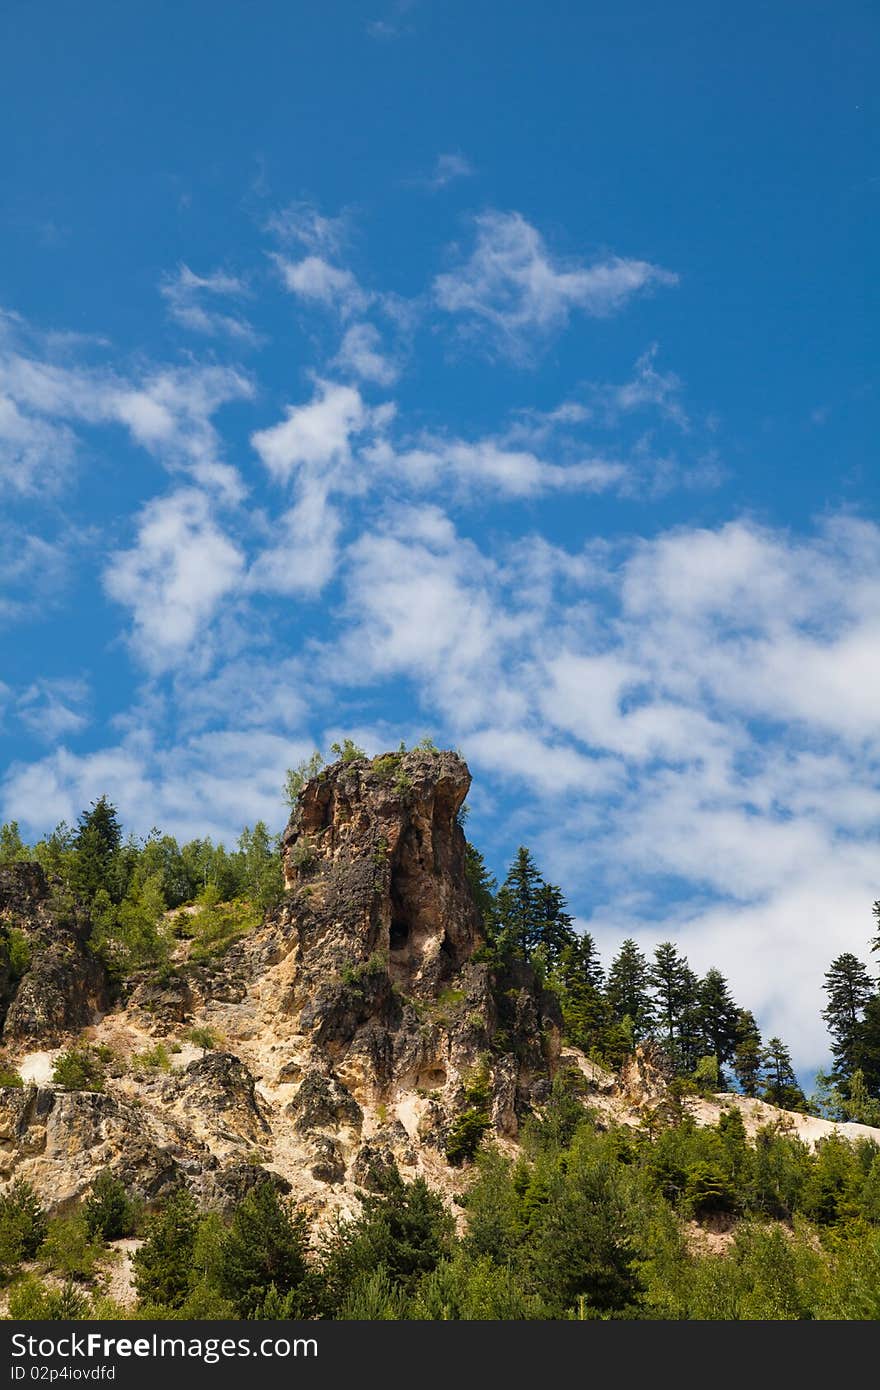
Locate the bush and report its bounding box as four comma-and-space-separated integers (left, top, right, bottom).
7, 1275, 89, 1320
0, 1053, 24, 1087
185, 1026, 221, 1052
84, 1170, 137, 1240
445, 1066, 492, 1166
189, 890, 259, 962
0, 1179, 48, 1264
39, 1213, 104, 1278
131, 1044, 172, 1075
52, 1046, 105, 1092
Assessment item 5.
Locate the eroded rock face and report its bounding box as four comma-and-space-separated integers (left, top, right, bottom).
0, 751, 563, 1221
282, 750, 481, 992
0, 865, 109, 1044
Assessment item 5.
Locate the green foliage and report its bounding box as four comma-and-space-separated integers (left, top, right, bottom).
185, 1025, 221, 1052
131, 1043, 172, 1075
4, 927, 31, 979
8, 1275, 89, 1320
0, 1053, 24, 1087
331, 738, 367, 763
52, 1046, 105, 1092
445, 1065, 492, 1166
0, 1179, 48, 1266
0, 821, 30, 865
132, 1187, 200, 1310
84, 1170, 138, 1240
284, 752, 325, 809
216, 1180, 311, 1319
320, 1169, 454, 1315
38, 1213, 104, 1278
188, 888, 259, 962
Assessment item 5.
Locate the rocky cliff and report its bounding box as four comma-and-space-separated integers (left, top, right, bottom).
0, 749, 562, 1218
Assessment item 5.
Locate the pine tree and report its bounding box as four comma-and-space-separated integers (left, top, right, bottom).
218, 1180, 311, 1319
605, 939, 655, 1044
649, 942, 691, 1070
495, 847, 544, 960
464, 843, 497, 936
822, 953, 875, 1086
698, 968, 741, 1080
71, 797, 123, 902
556, 933, 609, 1054
0, 822, 30, 865
534, 882, 577, 964
732, 1008, 763, 1097
760, 1037, 807, 1111
132, 1188, 199, 1310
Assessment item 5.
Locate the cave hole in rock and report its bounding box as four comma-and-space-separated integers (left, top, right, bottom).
390, 917, 410, 953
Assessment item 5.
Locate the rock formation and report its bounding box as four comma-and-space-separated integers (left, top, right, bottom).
0, 749, 562, 1217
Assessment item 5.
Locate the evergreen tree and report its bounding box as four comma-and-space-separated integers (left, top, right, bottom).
649, 942, 691, 1070
823, 953, 875, 1087
534, 882, 577, 964
218, 1180, 311, 1319
556, 933, 609, 1054
0, 822, 30, 865
732, 1009, 763, 1097
761, 1037, 807, 1111
698, 968, 741, 1080
464, 843, 497, 936
132, 1188, 199, 1310
606, 939, 655, 1045
237, 822, 284, 913
71, 797, 123, 902
676, 963, 703, 1075
495, 847, 544, 959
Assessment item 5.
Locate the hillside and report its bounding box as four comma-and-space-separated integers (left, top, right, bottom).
1, 748, 879, 1319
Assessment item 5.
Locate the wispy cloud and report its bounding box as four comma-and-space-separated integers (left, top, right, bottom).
435, 211, 678, 362
159, 264, 260, 345
420, 152, 475, 192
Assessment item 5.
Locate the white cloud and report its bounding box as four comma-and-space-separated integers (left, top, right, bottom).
0, 315, 253, 500
103, 488, 245, 672
1, 728, 307, 846
273, 254, 370, 318
16, 678, 91, 741
422, 152, 475, 191
160, 264, 259, 343
265, 202, 348, 255
248, 483, 341, 597
435, 211, 678, 360
333, 323, 399, 385
251, 379, 392, 486
366, 432, 628, 498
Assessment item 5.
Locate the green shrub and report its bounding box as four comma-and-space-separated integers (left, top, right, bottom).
0, 1179, 48, 1264
84, 1170, 138, 1240
131, 1044, 172, 1075
7, 1275, 90, 1319
52, 1046, 105, 1092
445, 1065, 492, 1166
39, 1213, 104, 1278
217, 1180, 312, 1319
185, 1026, 221, 1052
189, 891, 259, 962
0, 1054, 24, 1087
6, 928, 31, 979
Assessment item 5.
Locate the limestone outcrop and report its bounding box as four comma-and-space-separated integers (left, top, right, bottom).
0, 750, 562, 1218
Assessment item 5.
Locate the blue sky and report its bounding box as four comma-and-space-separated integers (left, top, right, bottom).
1, 0, 877, 1072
